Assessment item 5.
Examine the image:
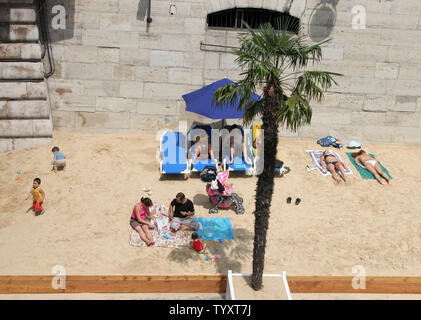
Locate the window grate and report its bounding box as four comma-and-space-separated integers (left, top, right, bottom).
207, 8, 300, 33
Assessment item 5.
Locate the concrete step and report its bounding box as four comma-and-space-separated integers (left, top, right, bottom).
0, 61, 44, 79
0, 24, 38, 42
0, 118, 53, 138
0, 100, 50, 119
0, 43, 41, 60
0, 137, 52, 152
0, 81, 47, 99
0, 0, 34, 4
0, 8, 36, 23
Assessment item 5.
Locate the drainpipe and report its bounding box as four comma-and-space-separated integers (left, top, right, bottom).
146, 0, 152, 32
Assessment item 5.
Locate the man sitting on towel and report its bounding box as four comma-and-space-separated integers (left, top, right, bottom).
169, 192, 202, 235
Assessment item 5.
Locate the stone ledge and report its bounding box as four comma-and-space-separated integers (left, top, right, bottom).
0, 137, 52, 153
0, 24, 38, 42
0, 100, 50, 119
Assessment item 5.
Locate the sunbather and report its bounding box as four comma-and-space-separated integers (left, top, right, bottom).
253, 133, 283, 169
191, 135, 218, 165
351, 150, 392, 186
225, 124, 252, 165
320, 150, 349, 183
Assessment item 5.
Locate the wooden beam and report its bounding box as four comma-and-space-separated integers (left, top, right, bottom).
0, 275, 227, 294
0, 275, 420, 294
287, 276, 421, 294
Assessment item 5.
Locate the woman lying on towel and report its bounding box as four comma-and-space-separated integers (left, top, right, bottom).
351, 150, 392, 186
320, 150, 349, 183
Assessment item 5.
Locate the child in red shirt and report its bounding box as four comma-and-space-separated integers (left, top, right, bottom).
191, 232, 206, 254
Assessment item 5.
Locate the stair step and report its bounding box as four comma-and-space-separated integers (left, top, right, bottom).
0, 118, 53, 138
0, 8, 36, 23
0, 0, 34, 4
0, 24, 38, 42
0, 81, 47, 99
0, 137, 52, 153
0, 43, 41, 60
0, 100, 50, 119
0, 61, 44, 79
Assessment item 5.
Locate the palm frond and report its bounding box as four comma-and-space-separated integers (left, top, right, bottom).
277, 94, 312, 132
211, 22, 342, 133
293, 71, 342, 101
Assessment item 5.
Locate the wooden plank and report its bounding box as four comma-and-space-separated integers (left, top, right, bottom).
287, 276, 421, 294
0, 275, 227, 294
0, 275, 420, 294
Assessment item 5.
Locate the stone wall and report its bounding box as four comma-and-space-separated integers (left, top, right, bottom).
47, 0, 421, 145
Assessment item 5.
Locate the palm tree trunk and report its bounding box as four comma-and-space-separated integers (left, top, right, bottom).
251, 84, 280, 291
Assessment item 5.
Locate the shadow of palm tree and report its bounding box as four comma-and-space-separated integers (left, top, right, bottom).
166, 228, 254, 274
166, 247, 201, 264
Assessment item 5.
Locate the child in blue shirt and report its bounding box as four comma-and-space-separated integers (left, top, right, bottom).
51, 146, 66, 173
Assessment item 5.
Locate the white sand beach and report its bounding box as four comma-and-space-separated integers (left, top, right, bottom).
0, 130, 420, 289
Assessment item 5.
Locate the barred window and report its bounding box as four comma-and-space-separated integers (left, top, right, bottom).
207, 8, 299, 33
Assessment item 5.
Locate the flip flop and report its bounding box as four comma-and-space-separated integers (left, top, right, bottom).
295, 198, 301, 205
287, 197, 292, 204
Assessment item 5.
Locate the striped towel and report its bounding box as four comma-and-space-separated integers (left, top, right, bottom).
306, 150, 352, 176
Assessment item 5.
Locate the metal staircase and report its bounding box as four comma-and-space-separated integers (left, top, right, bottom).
0, 0, 53, 152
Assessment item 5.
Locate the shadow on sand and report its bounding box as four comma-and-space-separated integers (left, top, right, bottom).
167, 228, 254, 274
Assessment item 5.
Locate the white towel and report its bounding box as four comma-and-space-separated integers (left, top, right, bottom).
306, 150, 352, 176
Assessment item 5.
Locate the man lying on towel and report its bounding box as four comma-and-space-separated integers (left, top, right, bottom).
169, 192, 202, 235
320, 149, 349, 183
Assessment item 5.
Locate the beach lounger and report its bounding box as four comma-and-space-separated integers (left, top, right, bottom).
191, 157, 217, 172
250, 124, 288, 176
222, 125, 253, 175
159, 131, 190, 178
188, 124, 218, 172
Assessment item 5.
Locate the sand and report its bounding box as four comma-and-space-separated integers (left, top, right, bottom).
0, 130, 420, 284
231, 275, 289, 300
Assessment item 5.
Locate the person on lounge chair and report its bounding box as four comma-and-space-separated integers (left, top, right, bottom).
191, 135, 218, 165
320, 150, 349, 183
225, 124, 252, 165
351, 150, 392, 186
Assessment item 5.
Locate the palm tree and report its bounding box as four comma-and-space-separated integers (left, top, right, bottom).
213, 22, 341, 290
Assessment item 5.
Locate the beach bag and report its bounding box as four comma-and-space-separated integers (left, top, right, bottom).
348, 140, 362, 149
317, 136, 343, 148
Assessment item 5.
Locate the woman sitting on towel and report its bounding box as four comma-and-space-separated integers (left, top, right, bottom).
320, 150, 349, 183
351, 150, 392, 186
130, 197, 155, 246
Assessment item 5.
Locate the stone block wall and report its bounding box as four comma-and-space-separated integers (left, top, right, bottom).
46, 0, 421, 144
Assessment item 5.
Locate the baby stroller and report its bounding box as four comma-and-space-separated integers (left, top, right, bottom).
200, 166, 245, 215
